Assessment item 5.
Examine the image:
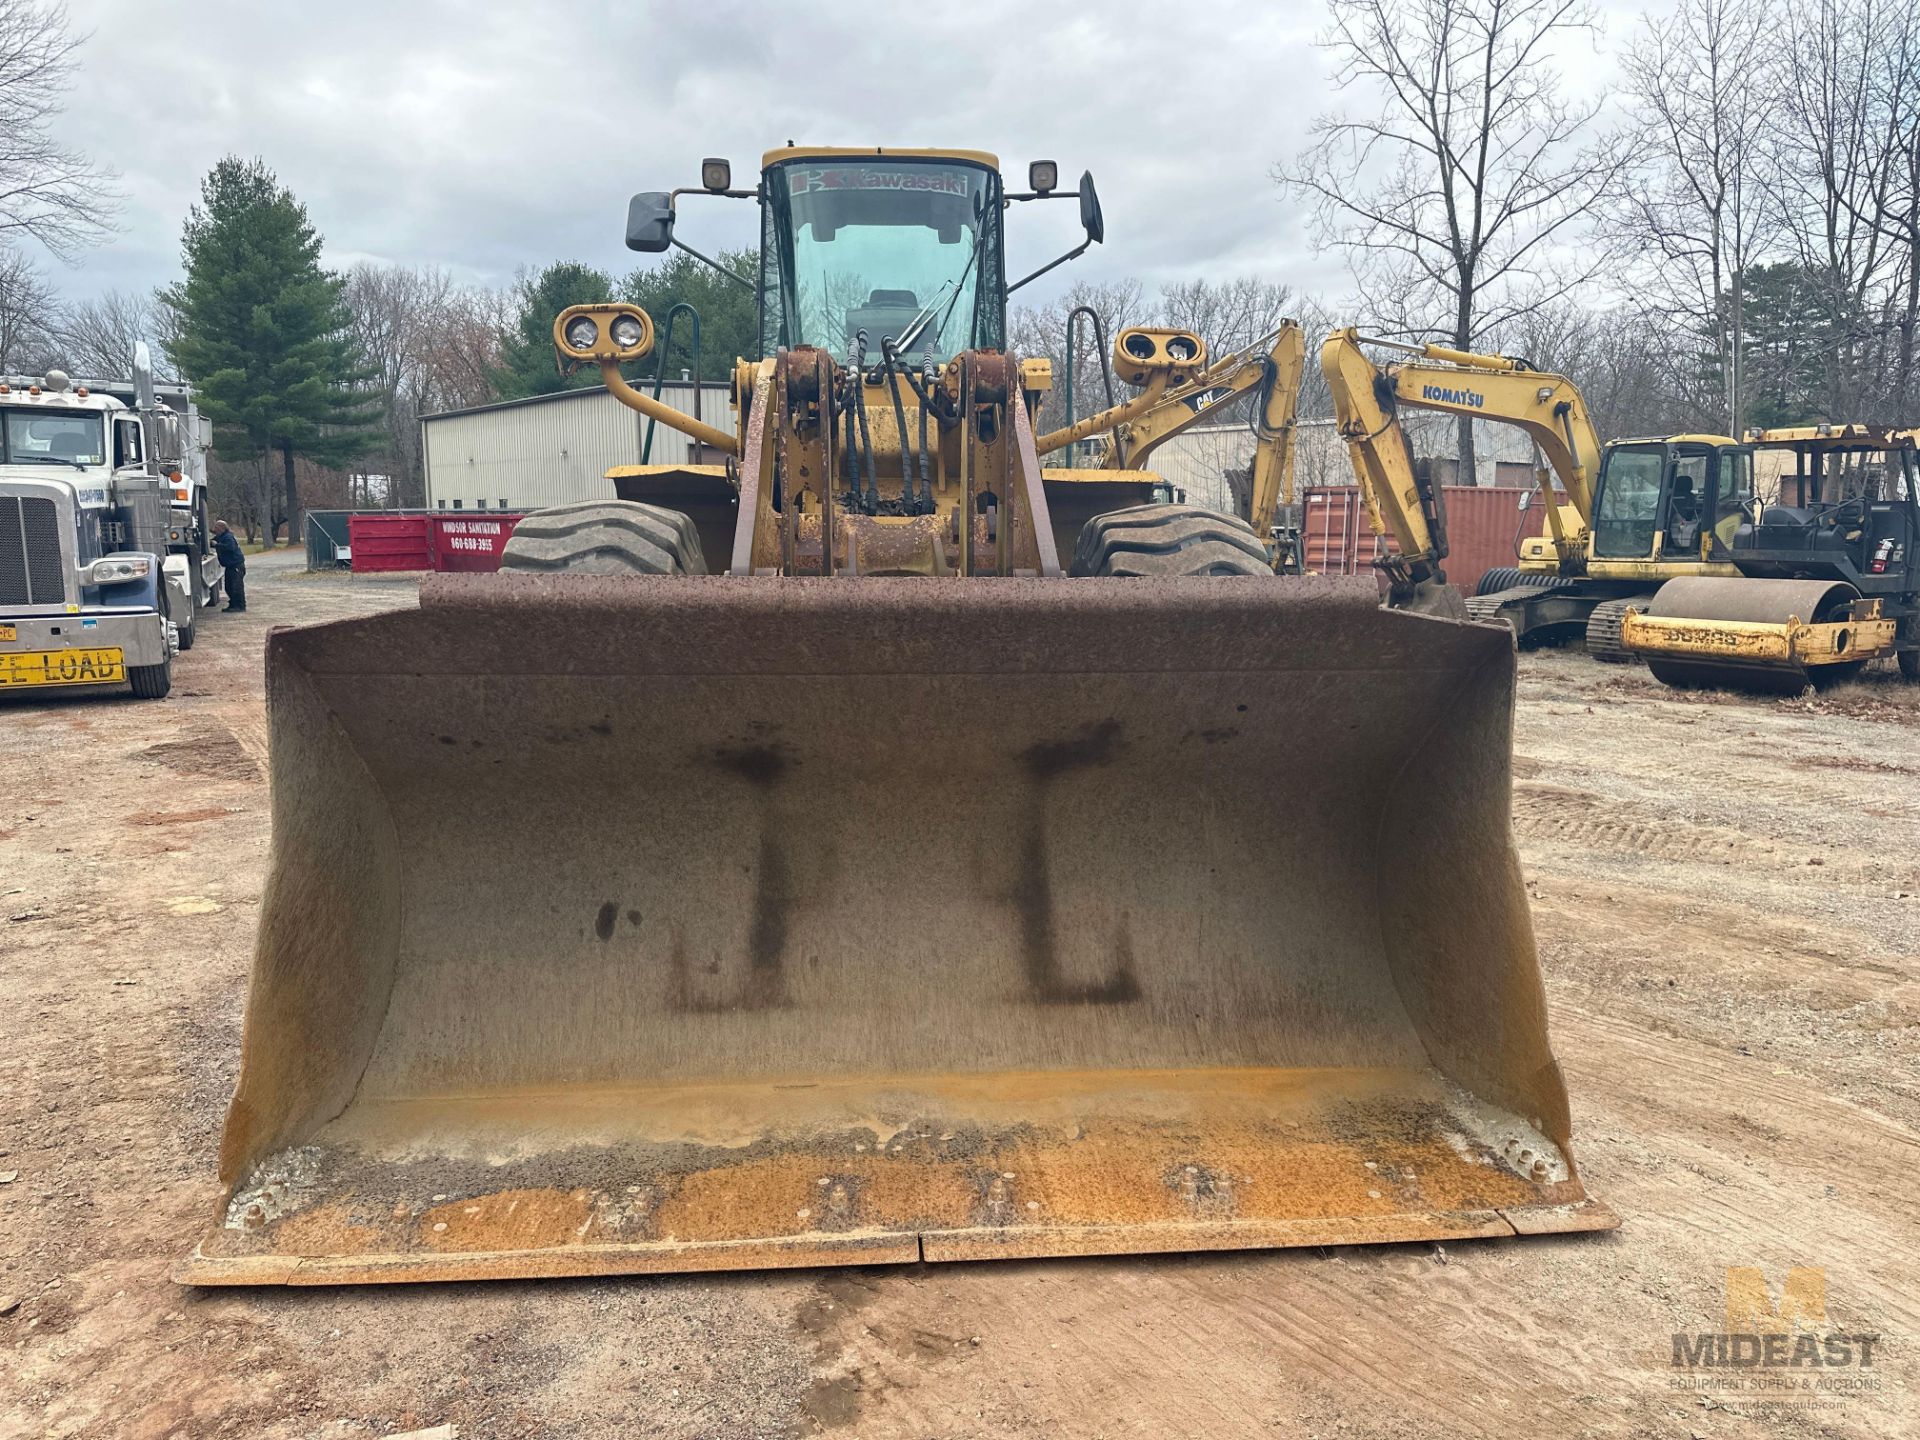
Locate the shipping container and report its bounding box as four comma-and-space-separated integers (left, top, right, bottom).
1300, 484, 1551, 595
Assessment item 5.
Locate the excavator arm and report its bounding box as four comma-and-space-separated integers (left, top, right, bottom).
1037, 323, 1306, 546
1320, 329, 1600, 575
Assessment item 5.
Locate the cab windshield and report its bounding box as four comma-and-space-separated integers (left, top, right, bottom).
1592, 446, 1666, 557
762, 158, 1004, 361
3, 409, 105, 468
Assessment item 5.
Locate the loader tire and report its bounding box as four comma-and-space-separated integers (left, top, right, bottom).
1071, 504, 1272, 578
500, 501, 708, 576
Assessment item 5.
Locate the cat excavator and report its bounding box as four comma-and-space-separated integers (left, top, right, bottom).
1320, 330, 1749, 657
179, 148, 1612, 1287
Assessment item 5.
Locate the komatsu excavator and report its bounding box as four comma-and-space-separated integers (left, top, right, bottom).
1321, 330, 1750, 657
1621, 425, 1920, 690
180, 149, 1612, 1287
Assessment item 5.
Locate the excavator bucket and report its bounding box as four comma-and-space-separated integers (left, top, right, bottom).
178, 574, 1613, 1286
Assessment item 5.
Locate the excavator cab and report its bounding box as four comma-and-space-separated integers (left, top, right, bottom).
1589, 439, 1752, 563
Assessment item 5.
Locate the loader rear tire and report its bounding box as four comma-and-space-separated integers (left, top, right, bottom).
500, 501, 708, 576
1072, 504, 1272, 578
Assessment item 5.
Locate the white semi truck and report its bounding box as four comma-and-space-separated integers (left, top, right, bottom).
0, 351, 221, 701
76, 343, 223, 636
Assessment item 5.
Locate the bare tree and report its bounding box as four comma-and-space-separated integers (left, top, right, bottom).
1009, 277, 1151, 437
54, 289, 169, 378
342, 264, 511, 505
1854, 0, 1920, 418
1614, 0, 1778, 434
1281, 0, 1622, 481
1500, 298, 1709, 438
1158, 276, 1296, 357
1769, 0, 1894, 419
0, 243, 56, 371
0, 1, 114, 258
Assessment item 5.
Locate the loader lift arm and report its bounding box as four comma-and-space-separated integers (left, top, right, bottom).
1321, 329, 1602, 578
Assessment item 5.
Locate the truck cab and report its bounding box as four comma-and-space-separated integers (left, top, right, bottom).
0, 371, 180, 699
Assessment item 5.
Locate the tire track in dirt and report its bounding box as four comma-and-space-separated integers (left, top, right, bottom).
1514, 781, 1909, 888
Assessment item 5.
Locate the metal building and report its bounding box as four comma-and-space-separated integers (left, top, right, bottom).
420, 382, 734, 513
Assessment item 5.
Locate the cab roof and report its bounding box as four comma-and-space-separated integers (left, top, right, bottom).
1612, 433, 1740, 447
762, 146, 999, 171
1748, 423, 1915, 452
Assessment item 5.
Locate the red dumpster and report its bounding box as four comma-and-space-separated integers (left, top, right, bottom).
349, 513, 432, 573
429, 515, 525, 572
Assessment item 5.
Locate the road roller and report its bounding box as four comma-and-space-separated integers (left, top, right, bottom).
1621, 426, 1920, 691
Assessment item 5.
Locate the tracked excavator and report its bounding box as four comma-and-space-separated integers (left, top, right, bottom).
1621, 425, 1920, 690
179, 148, 1613, 1287
1321, 331, 1752, 658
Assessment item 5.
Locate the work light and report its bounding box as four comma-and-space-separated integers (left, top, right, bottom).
564, 315, 600, 352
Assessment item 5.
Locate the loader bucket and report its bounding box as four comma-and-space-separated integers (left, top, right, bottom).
179, 574, 1614, 1286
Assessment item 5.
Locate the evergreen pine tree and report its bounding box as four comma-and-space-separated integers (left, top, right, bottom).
163, 157, 380, 541
495, 262, 616, 398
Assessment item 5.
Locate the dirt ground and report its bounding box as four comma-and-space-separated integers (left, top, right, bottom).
1, 552, 1914, 1439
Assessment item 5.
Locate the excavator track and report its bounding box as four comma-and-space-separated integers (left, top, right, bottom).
1466, 580, 1575, 630
1584, 596, 1655, 664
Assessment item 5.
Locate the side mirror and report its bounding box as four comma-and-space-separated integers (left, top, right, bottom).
1517, 490, 1534, 512
1078, 172, 1104, 245
626, 192, 675, 253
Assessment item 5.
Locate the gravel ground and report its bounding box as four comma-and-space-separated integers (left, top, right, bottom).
0, 555, 1913, 1438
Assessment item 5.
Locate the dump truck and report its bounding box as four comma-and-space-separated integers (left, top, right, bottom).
1621, 425, 1920, 690
0, 367, 185, 699
1320, 332, 1752, 657
178, 147, 1613, 1287
75, 343, 223, 646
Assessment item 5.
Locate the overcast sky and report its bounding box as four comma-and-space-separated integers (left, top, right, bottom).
44, 0, 1642, 309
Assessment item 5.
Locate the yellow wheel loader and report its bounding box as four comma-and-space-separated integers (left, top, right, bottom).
178, 149, 1613, 1287
1322, 331, 1752, 659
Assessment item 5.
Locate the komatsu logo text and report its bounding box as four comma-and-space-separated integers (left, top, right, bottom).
1421, 383, 1485, 409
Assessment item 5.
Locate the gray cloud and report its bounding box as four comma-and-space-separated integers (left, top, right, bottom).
44, 0, 1632, 308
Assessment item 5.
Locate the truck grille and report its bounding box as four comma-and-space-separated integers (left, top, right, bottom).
0, 495, 64, 606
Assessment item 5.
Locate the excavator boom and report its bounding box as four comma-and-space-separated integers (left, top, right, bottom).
1320, 329, 1601, 575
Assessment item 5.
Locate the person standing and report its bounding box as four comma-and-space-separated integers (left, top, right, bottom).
212, 520, 246, 612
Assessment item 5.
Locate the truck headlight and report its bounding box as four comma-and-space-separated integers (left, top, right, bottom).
89, 557, 152, 584
610, 314, 645, 349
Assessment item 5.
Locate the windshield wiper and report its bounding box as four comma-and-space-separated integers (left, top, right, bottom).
12, 454, 88, 470
891, 231, 980, 359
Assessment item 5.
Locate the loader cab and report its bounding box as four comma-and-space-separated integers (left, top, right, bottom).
1590, 437, 1751, 563
758, 150, 1007, 362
